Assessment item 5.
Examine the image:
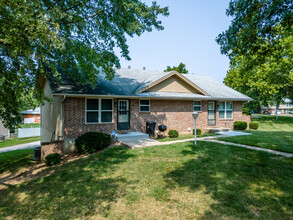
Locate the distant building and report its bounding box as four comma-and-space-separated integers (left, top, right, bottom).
0, 120, 9, 139
20, 107, 41, 124
261, 98, 292, 115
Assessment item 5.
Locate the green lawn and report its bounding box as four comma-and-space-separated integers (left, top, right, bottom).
0, 142, 292, 219
0, 149, 34, 175
217, 115, 293, 153
0, 136, 40, 148
19, 123, 40, 128
155, 133, 217, 142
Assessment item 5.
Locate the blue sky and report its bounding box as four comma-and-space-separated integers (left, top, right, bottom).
116, 0, 232, 83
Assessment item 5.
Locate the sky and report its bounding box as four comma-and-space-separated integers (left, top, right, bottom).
115, 0, 232, 83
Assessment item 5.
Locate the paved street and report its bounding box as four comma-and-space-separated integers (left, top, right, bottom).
0, 141, 40, 153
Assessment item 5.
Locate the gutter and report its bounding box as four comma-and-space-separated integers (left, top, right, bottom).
52, 93, 253, 102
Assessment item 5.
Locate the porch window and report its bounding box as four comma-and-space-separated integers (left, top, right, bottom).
86, 99, 113, 123
193, 101, 202, 111
219, 101, 233, 119
139, 100, 150, 112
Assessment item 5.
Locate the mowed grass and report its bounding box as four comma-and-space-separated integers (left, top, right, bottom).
0, 142, 292, 219
155, 133, 217, 142
218, 115, 293, 153
0, 149, 34, 174
19, 123, 40, 128
0, 136, 40, 148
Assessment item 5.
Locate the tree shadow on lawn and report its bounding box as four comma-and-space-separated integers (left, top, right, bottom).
0, 146, 136, 219
165, 141, 293, 219
0, 149, 35, 175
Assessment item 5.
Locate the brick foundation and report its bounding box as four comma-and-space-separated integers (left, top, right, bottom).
41, 141, 64, 161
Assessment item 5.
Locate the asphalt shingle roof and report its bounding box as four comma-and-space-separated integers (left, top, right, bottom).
49, 68, 252, 101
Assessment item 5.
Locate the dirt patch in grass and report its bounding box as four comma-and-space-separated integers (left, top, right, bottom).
0, 153, 89, 191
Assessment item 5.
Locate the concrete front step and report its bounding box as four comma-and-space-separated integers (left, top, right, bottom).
204, 127, 233, 133
116, 132, 149, 141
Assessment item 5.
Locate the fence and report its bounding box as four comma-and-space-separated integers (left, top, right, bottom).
18, 127, 40, 138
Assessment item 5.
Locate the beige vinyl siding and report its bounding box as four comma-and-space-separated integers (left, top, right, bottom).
146, 75, 202, 94
41, 80, 62, 142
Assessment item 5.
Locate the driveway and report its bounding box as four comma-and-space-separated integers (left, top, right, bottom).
0, 141, 40, 153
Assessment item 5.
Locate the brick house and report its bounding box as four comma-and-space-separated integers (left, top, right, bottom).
20, 107, 41, 124
40, 68, 252, 155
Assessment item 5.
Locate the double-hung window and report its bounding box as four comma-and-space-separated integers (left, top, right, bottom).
139, 100, 150, 112
193, 101, 202, 111
218, 101, 233, 119
86, 99, 113, 123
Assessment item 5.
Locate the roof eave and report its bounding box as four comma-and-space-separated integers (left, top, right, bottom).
52, 93, 253, 101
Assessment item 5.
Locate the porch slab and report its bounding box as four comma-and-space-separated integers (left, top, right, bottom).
215, 131, 252, 136
116, 132, 149, 141
121, 138, 160, 149
204, 127, 233, 133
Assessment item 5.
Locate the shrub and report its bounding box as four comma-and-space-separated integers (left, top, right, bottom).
75, 132, 111, 154
249, 122, 259, 130
192, 129, 202, 135
168, 130, 179, 138
242, 107, 251, 115
233, 121, 247, 130
45, 153, 61, 166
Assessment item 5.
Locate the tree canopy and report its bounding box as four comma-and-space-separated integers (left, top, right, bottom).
164, 62, 189, 74
217, 0, 293, 110
0, 0, 169, 128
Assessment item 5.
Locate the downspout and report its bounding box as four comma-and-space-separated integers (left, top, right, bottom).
60, 95, 66, 140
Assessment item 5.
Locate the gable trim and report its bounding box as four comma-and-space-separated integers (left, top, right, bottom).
135, 71, 209, 96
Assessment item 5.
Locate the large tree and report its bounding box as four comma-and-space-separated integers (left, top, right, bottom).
216, 0, 293, 110
164, 62, 188, 74
0, 0, 169, 127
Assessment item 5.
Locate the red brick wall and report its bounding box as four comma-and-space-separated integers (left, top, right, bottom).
63, 97, 116, 139
63, 97, 251, 138
41, 141, 63, 161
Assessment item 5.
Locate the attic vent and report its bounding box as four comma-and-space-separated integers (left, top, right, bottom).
128, 66, 131, 69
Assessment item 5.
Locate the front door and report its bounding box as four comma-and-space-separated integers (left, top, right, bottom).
208, 101, 216, 126
117, 100, 130, 130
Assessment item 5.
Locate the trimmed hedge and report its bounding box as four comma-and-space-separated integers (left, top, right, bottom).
168, 130, 179, 138
45, 153, 61, 166
193, 129, 202, 135
75, 132, 111, 154
233, 121, 247, 130
249, 122, 259, 130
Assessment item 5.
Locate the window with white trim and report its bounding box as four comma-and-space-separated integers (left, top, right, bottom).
193, 101, 202, 111
219, 101, 233, 119
139, 100, 150, 112
86, 99, 113, 123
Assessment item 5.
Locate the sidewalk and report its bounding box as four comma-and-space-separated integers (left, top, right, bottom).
0, 141, 40, 153
121, 133, 293, 158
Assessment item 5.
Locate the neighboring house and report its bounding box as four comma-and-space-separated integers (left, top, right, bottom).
0, 120, 9, 139
40, 68, 252, 154
261, 98, 292, 115
20, 107, 41, 124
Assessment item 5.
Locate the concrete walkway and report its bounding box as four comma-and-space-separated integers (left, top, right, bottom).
0, 141, 40, 153
121, 132, 293, 158
205, 139, 293, 158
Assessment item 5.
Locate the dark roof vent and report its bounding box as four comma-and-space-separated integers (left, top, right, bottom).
143, 67, 146, 70
128, 66, 131, 69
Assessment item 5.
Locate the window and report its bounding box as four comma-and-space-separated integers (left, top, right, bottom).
139, 100, 150, 112
86, 99, 113, 123
286, 103, 292, 107
219, 101, 233, 119
193, 101, 202, 111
